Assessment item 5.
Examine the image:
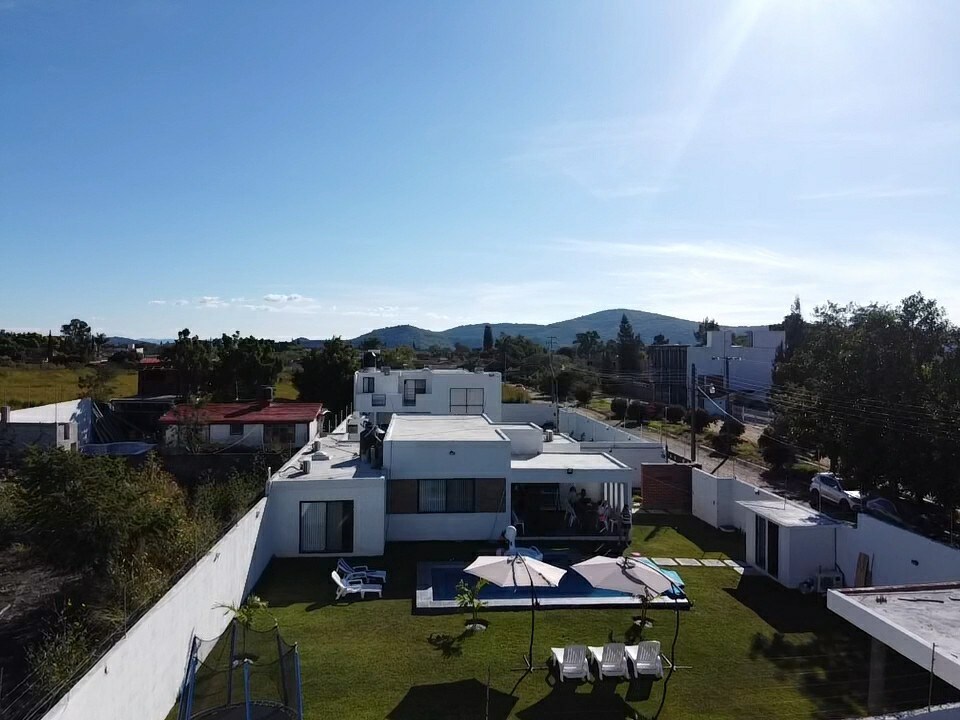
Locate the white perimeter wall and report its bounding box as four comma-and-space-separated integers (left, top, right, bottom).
264, 477, 386, 556
836, 514, 960, 586
501, 403, 555, 426
41, 499, 271, 720
692, 469, 781, 531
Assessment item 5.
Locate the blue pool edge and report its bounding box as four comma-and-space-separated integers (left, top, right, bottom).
414, 560, 691, 613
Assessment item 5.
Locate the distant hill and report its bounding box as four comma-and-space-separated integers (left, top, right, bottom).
349, 309, 703, 349
107, 336, 172, 347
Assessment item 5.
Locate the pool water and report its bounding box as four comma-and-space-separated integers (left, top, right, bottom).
432, 553, 631, 601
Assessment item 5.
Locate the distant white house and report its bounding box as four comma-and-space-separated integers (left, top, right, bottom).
159, 400, 324, 451
0, 399, 93, 454
265, 413, 633, 557
353, 366, 503, 424
687, 328, 785, 404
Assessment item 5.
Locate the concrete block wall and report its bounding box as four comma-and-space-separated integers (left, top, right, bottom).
41, 499, 270, 720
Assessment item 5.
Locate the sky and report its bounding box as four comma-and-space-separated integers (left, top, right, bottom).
1, 0, 958, 340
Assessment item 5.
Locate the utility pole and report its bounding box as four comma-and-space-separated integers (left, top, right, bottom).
689, 363, 697, 464
712, 333, 742, 414
547, 336, 559, 427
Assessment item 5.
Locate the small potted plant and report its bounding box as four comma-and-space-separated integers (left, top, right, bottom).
455, 578, 488, 632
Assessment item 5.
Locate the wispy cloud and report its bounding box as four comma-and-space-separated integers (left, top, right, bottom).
796, 185, 951, 201
197, 296, 229, 308
148, 300, 166, 305
174, 299, 189, 306
263, 293, 314, 304
556, 238, 794, 269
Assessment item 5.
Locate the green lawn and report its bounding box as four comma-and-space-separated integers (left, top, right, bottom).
170, 521, 954, 720
0, 365, 138, 407
628, 513, 744, 560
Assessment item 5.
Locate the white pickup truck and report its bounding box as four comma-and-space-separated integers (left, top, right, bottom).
809, 472, 861, 512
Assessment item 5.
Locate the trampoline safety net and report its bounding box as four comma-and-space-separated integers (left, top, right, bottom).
176, 620, 302, 720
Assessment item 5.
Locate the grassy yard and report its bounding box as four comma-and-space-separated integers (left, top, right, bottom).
0, 365, 138, 407
276, 369, 298, 399
628, 513, 744, 560
175, 520, 953, 720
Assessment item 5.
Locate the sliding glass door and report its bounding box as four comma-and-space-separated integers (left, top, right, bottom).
300, 500, 354, 553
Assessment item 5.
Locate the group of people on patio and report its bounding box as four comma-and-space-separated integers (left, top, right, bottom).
565, 486, 625, 535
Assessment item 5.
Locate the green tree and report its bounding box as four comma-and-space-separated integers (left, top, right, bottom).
573, 383, 593, 405
160, 329, 213, 399
758, 422, 796, 470
60, 318, 92, 360
482, 325, 494, 352
293, 336, 359, 417
78, 364, 119, 401
381, 345, 416, 368
652, 334, 669, 345
359, 337, 383, 351
93, 332, 108, 359
209, 332, 283, 401
616, 314, 639, 374
573, 330, 602, 360
610, 397, 628, 420
694, 318, 720, 346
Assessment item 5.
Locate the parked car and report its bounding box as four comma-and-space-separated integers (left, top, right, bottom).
809, 473, 861, 512
864, 495, 950, 539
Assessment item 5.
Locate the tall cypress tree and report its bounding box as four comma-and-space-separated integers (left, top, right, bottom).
616, 314, 638, 374
482, 324, 494, 352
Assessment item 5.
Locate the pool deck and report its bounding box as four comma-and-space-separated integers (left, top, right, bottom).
414, 560, 691, 612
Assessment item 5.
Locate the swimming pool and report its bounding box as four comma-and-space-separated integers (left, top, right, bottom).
431, 553, 629, 601
415, 554, 690, 612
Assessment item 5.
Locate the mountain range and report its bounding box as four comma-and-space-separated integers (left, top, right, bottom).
344, 309, 705, 349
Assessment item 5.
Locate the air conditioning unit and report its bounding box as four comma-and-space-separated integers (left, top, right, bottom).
312, 451, 330, 461
300, 459, 312, 475
545, 429, 554, 442
383, 366, 391, 375
816, 571, 843, 593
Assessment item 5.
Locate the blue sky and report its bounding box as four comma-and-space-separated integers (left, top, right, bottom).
2, 1, 958, 339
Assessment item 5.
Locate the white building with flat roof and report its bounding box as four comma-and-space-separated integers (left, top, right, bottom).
264, 413, 633, 556
353, 366, 503, 424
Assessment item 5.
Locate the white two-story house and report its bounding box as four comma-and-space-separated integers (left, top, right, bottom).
353, 367, 503, 425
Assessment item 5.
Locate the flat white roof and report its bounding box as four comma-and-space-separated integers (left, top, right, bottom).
511, 452, 628, 471
272, 434, 383, 483
737, 500, 839, 527
828, 583, 960, 690
384, 414, 507, 442
8, 399, 85, 424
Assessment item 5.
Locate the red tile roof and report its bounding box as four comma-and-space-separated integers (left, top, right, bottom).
139, 357, 164, 366
159, 401, 324, 425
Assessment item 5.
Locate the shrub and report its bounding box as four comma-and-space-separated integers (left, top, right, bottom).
720, 418, 746, 437
665, 404, 685, 423
684, 408, 712, 433
759, 427, 796, 469
710, 430, 737, 455
627, 400, 646, 423
573, 384, 593, 405
0, 481, 25, 548
610, 397, 628, 420
27, 603, 93, 696
455, 578, 488, 628
648, 402, 665, 420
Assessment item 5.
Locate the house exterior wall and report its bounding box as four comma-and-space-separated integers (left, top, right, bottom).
208, 423, 264, 447
264, 477, 386, 557
788, 525, 838, 588
501, 403, 555, 426
385, 512, 507, 542
686, 328, 785, 407
355, 369, 503, 421
836, 514, 960, 586
641, 464, 692, 512
8, 398, 93, 447
39, 499, 269, 720
385, 438, 511, 479
498, 425, 544, 456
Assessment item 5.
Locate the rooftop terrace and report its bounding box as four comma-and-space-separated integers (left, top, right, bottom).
510, 452, 628, 471
272, 433, 383, 483
384, 414, 509, 442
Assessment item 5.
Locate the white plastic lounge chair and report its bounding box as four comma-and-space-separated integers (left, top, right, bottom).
626, 641, 664, 678
588, 643, 629, 680
550, 645, 590, 682
331, 570, 382, 600
511, 510, 526, 535
337, 558, 387, 583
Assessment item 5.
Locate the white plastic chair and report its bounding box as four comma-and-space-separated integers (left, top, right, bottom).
511, 510, 526, 535
626, 641, 664, 678
331, 570, 382, 600
550, 645, 590, 682
588, 643, 629, 680
337, 558, 387, 583
564, 500, 578, 529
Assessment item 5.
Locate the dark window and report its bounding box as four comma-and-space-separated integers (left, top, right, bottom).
229, 423, 244, 436
372, 394, 386, 407
766, 522, 780, 578
264, 423, 296, 448
414, 379, 427, 394
403, 380, 417, 406
362, 377, 375, 393
299, 500, 354, 553
450, 388, 484, 415
418, 479, 476, 513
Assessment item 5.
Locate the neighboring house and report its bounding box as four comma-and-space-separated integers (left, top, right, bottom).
0, 400, 93, 455
137, 357, 179, 396
353, 366, 503, 424
159, 400, 323, 451
649, 328, 786, 412
265, 413, 633, 557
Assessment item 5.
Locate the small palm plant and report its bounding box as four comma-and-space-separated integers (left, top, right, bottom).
216, 595, 274, 630
455, 578, 488, 630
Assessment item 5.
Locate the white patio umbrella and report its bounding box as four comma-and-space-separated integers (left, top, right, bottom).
464, 554, 566, 670
570, 555, 678, 633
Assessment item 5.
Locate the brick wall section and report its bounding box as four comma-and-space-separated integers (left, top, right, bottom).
641, 463, 693, 512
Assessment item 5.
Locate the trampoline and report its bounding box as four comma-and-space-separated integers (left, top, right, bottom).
176, 620, 303, 720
